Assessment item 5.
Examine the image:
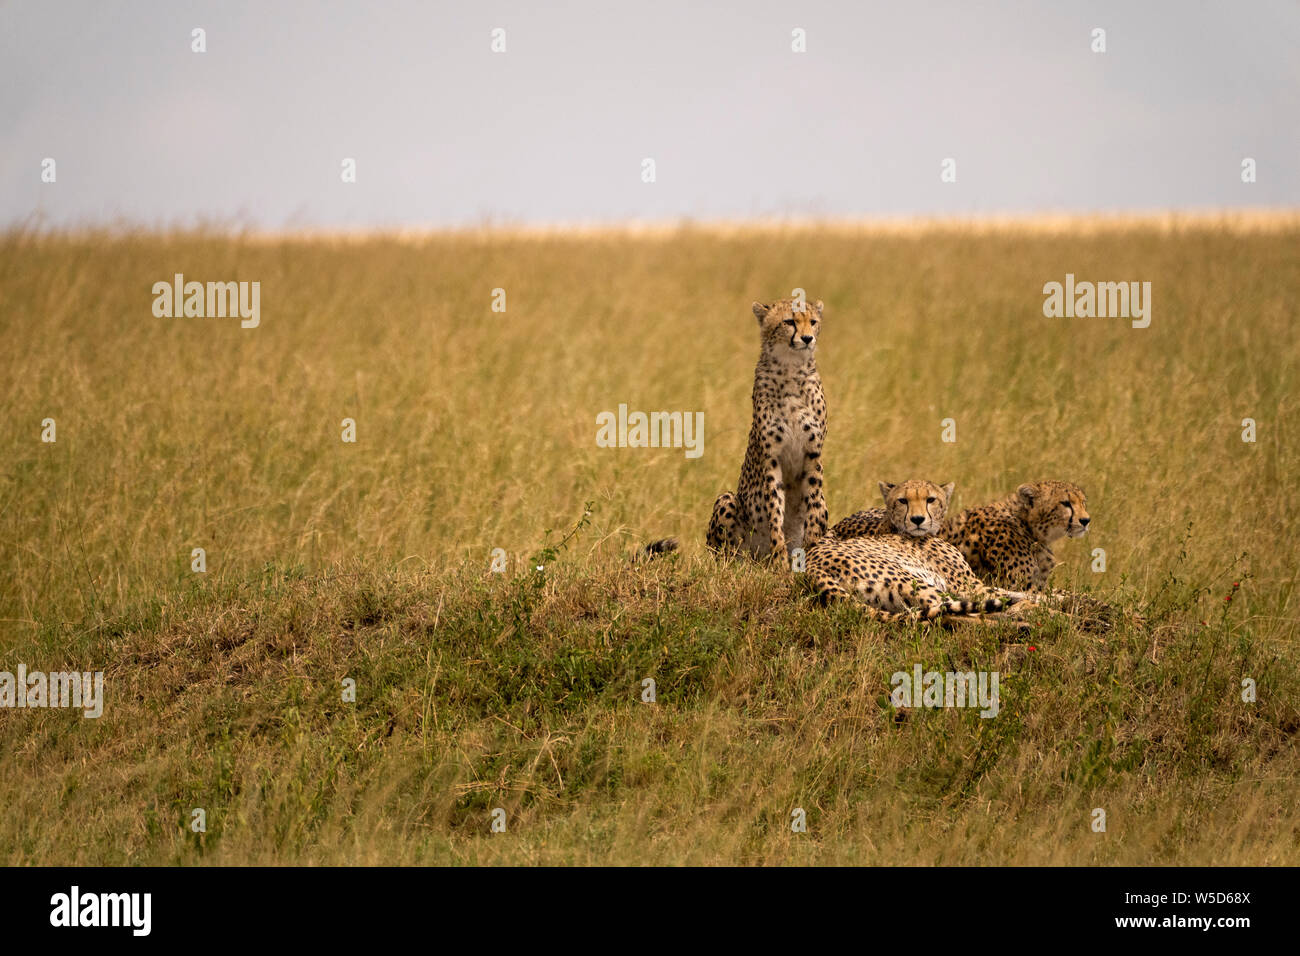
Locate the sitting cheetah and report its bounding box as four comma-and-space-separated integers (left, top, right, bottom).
828, 480, 954, 539
707, 297, 828, 560
941, 480, 1090, 591
806, 480, 1025, 619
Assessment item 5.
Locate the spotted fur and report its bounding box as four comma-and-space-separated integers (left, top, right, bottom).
941, 480, 1090, 591
707, 297, 828, 560
806, 480, 1025, 619
828, 479, 954, 539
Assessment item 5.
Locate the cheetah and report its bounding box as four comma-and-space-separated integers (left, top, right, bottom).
707, 297, 828, 560
941, 480, 1090, 591
806, 480, 1026, 620
828, 480, 954, 539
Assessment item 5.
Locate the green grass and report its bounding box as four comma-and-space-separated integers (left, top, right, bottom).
1, 224, 1297, 864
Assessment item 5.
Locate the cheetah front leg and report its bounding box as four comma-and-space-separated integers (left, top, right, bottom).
1033, 552, 1059, 590
782, 476, 806, 555
759, 459, 788, 560
798, 453, 828, 552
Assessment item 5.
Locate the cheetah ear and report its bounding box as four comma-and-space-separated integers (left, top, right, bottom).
941, 483, 955, 501
879, 481, 896, 502
752, 302, 770, 322
1017, 483, 1036, 505
813, 299, 824, 316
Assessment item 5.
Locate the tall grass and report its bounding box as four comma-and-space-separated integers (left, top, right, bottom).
0, 224, 1296, 864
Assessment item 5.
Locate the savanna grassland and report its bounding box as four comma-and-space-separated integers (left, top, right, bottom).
0, 220, 1297, 865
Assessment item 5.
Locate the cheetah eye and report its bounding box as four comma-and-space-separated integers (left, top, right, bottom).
784, 319, 797, 327
1060, 501, 1071, 508
926, 497, 936, 504
897, 498, 908, 505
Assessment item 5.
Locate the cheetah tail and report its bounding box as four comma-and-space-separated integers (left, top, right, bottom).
634, 538, 680, 562
940, 594, 1007, 616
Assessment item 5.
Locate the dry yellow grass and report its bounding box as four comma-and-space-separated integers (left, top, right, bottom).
0, 223, 1296, 864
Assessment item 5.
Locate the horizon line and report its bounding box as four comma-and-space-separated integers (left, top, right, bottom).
7, 208, 1300, 243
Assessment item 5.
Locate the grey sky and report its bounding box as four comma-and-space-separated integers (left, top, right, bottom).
2, 0, 1298, 229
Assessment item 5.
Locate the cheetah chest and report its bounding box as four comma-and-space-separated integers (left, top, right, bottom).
772, 395, 822, 482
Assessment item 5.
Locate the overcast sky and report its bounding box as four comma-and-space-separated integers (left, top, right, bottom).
2, 0, 1298, 229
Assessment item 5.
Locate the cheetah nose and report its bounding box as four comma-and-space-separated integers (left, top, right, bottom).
1079, 517, 1090, 527
911, 515, 925, 526
800, 335, 814, 345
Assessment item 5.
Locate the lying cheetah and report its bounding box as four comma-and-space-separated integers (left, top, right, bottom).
941, 480, 1090, 591
806, 480, 1025, 620
707, 297, 828, 560
829, 480, 954, 539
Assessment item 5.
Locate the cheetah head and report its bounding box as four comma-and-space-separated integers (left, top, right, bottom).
879, 479, 955, 537
1016, 480, 1090, 543
753, 297, 823, 362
